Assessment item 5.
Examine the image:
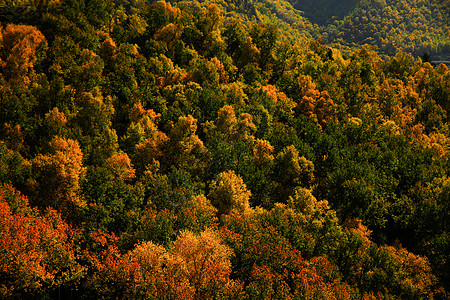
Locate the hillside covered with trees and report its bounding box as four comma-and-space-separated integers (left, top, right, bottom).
320, 0, 450, 58
0, 0, 449, 299
166, 0, 450, 58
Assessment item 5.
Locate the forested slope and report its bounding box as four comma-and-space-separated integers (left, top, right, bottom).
0, 0, 449, 298
322, 0, 450, 57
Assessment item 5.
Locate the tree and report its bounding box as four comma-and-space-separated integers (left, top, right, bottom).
165, 115, 209, 178
73, 87, 118, 165
140, 0, 179, 36
0, 24, 47, 85
30, 136, 85, 218
205, 105, 256, 143
295, 75, 338, 125
199, 4, 226, 58
0, 141, 31, 189
383, 244, 437, 299
187, 58, 220, 86
44, 107, 68, 139
273, 145, 314, 202
154, 23, 183, 58
121, 102, 160, 155
386, 51, 415, 82
249, 22, 278, 72
133, 131, 168, 176
253, 139, 274, 167
208, 170, 251, 215
0, 189, 82, 298
83, 230, 145, 299
106, 152, 135, 181
128, 229, 240, 299
171, 229, 235, 298
0, 123, 26, 153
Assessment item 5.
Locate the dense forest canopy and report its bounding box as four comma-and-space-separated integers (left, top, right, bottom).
0, 0, 449, 298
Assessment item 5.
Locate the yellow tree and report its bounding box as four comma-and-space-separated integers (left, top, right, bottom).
129, 228, 238, 299
154, 23, 183, 58
253, 139, 274, 167
30, 137, 85, 218
125, 102, 166, 174
129, 240, 193, 299
296, 75, 338, 125
124, 102, 160, 147
171, 229, 235, 298
383, 245, 437, 298
208, 170, 251, 215
106, 152, 135, 182
205, 105, 256, 143
44, 107, 68, 138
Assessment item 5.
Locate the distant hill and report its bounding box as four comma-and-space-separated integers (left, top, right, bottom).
321, 0, 450, 58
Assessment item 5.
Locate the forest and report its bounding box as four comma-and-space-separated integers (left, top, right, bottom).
0, 0, 449, 298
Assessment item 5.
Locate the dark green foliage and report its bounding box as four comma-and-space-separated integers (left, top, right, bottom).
81, 166, 143, 234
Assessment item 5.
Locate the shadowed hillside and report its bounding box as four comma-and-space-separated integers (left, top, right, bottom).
292, 0, 360, 25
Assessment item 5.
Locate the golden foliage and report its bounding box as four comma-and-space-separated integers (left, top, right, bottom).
253, 139, 274, 167
206, 105, 256, 143
215, 105, 238, 135
203, 4, 223, 34
384, 244, 437, 298
171, 229, 233, 294
45, 107, 67, 128
31, 137, 86, 216
276, 145, 315, 187
296, 75, 338, 125
208, 170, 251, 215
237, 113, 256, 141
129, 102, 160, 139
1, 24, 47, 84
220, 82, 248, 106
107, 152, 136, 181
343, 218, 372, 244
44, 107, 68, 138
211, 57, 229, 84
154, 23, 183, 57
191, 195, 218, 226
99, 38, 116, 64
134, 131, 169, 169
129, 228, 235, 298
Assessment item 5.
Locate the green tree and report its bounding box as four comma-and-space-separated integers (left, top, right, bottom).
72, 87, 118, 165
165, 115, 209, 179
273, 145, 314, 202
